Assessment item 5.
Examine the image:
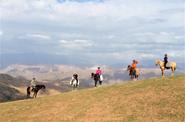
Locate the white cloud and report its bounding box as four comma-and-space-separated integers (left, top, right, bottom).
59, 39, 93, 50
0, 0, 184, 66
27, 34, 51, 39
19, 33, 51, 40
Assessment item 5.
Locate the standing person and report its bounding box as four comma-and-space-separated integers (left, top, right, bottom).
96, 67, 103, 85
30, 77, 37, 91
164, 54, 168, 69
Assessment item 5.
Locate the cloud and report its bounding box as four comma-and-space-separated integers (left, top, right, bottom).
25, 34, 51, 40
0, 0, 184, 66
17, 33, 51, 41
59, 39, 93, 50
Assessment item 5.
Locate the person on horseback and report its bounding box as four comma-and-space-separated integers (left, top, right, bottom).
96, 67, 103, 85
30, 77, 37, 91
70, 73, 79, 86
164, 54, 168, 69
74, 73, 79, 85
131, 60, 138, 76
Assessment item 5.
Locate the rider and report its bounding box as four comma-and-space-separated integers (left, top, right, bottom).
74, 73, 79, 85
131, 60, 138, 76
30, 77, 37, 91
164, 54, 168, 69
71, 73, 79, 85
96, 67, 103, 85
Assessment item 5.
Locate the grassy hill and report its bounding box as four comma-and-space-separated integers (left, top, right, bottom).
0, 75, 185, 122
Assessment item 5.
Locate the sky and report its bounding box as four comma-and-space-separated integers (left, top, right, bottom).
0, 0, 185, 68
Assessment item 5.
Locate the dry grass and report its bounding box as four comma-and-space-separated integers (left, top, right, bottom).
0, 75, 185, 122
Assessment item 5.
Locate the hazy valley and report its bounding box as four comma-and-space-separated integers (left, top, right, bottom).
0, 64, 184, 102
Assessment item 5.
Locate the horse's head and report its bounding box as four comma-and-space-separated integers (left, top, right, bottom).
40, 85, 46, 93
155, 59, 160, 66
91, 73, 94, 78
127, 65, 131, 71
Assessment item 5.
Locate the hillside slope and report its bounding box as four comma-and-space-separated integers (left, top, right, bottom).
0, 75, 185, 122
0, 74, 27, 102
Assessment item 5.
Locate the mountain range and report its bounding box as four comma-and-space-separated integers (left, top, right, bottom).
0, 64, 184, 102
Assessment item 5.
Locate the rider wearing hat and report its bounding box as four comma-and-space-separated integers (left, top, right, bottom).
30, 77, 37, 91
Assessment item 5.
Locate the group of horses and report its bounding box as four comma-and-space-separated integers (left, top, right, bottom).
26, 59, 177, 98
69, 73, 103, 90
127, 59, 176, 80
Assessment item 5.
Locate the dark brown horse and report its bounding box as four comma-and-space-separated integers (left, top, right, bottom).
91, 73, 101, 87
27, 85, 46, 98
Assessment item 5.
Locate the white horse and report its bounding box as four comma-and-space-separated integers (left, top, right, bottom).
70, 76, 79, 90
155, 59, 176, 77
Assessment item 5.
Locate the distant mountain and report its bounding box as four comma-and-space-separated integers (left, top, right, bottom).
0, 64, 184, 102
0, 74, 26, 102
1, 53, 185, 70
1, 64, 184, 82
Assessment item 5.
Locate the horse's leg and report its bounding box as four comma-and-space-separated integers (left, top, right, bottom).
161, 69, 164, 78
27, 87, 31, 98
33, 92, 36, 98
95, 80, 97, 87
34, 91, 38, 98
75, 84, 78, 90
171, 67, 174, 77
136, 75, 138, 80
131, 74, 133, 79
35, 92, 37, 98
73, 85, 76, 90
99, 80, 102, 85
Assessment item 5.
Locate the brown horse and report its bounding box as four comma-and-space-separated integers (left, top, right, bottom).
27, 85, 46, 98
127, 65, 140, 80
91, 73, 101, 87
155, 59, 176, 77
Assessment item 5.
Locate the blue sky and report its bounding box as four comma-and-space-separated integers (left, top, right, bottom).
0, 0, 184, 68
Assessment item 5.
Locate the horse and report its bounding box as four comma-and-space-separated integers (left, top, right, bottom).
70, 74, 79, 90
91, 73, 102, 87
27, 85, 46, 98
127, 65, 140, 80
155, 59, 176, 77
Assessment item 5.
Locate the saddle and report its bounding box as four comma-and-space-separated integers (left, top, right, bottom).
31, 87, 36, 91
164, 62, 171, 69
165, 67, 170, 69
